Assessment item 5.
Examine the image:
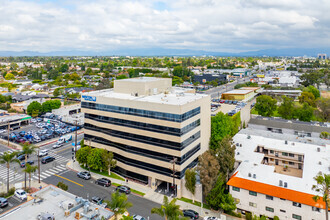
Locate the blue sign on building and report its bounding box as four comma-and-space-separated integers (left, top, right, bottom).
82, 95, 96, 102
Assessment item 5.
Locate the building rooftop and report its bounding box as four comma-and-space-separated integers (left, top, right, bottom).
231, 132, 330, 196
0, 185, 113, 220
222, 89, 253, 95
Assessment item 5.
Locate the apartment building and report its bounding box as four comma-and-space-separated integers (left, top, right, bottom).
81, 77, 210, 197
228, 132, 330, 219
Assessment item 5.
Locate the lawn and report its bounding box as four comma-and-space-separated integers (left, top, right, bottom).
80, 165, 125, 181
178, 197, 210, 210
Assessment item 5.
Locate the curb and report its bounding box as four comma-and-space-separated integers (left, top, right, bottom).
37, 131, 84, 147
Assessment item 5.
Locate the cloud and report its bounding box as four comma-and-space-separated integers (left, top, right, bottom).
0, 0, 327, 52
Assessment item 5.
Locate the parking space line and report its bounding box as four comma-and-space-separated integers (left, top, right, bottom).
54, 174, 83, 187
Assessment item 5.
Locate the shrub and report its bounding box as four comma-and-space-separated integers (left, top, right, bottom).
245, 212, 252, 220
57, 182, 68, 191
273, 216, 280, 220
320, 131, 329, 139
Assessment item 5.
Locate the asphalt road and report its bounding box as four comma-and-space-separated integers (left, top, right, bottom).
42, 170, 163, 220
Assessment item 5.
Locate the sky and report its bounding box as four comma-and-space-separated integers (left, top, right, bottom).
0, 0, 329, 53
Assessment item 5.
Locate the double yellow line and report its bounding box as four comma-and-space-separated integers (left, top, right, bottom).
54, 174, 84, 187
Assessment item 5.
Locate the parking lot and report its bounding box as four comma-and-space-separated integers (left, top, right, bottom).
0, 117, 82, 146
211, 99, 248, 116
0, 194, 25, 214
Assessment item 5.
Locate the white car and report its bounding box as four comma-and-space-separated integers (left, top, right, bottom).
53, 143, 63, 149
14, 189, 27, 200
204, 217, 221, 220
38, 149, 48, 157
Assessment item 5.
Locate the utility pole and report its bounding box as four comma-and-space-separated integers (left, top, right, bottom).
7, 121, 10, 148
38, 148, 40, 183
170, 157, 178, 197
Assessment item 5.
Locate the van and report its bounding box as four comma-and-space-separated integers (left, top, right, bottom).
41, 156, 55, 164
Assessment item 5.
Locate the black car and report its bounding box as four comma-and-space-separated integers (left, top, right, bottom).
20, 161, 34, 168
0, 197, 8, 208
95, 178, 111, 187
17, 154, 28, 161
116, 185, 131, 194
41, 156, 55, 164
183, 209, 199, 219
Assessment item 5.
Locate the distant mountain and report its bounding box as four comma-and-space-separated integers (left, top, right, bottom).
0, 47, 329, 57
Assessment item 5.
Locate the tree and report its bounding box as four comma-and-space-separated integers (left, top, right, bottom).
299, 92, 316, 107
206, 174, 236, 212
60, 64, 69, 73
76, 146, 91, 167
57, 181, 68, 191
21, 143, 37, 189
121, 216, 134, 220
5, 73, 15, 80
23, 163, 38, 189
87, 148, 105, 171
42, 100, 61, 112
304, 85, 320, 99
0, 152, 20, 193
172, 76, 183, 86
312, 173, 330, 220
294, 103, 314, 122
184, 168, 197, 202
197, 151, 220, 196
85, 68, 93, 75
300, 71, 323, 88
278, 96, 294, 119
213, 136, 236, 180
27, 101, 42, 116
102, 150, 117, 175
106, 191, 132, 220
210, 112, 234, 150
315, 98, 330, 122
254, 95, 277, 117
320, 131, 329, 139
151, 196, 187, 220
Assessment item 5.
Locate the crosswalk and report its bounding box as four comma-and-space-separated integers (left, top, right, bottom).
0, 164, 23, 184
0, 149, 17, 156
32, 164, 67, 181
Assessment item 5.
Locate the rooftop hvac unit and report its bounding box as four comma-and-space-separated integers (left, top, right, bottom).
285, 140, 288, 144
319, 161, 322, 165
248, 173, 251, 177
253, 174, 256, 179
284, 182, 288, 188
317, 148, 320, 152
279, 180, 283, 186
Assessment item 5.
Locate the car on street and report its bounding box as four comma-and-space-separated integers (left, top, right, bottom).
38, 149, 48, 157
0, 197, 8, 208
41, 156, 55, 164
14, 189, 27, 200
133, 215, 146, 220
20, 160, 34, 168
91, 196, 103, 205
203, 217, 220, 220
116, 185, 131, 194
77, 171, 91, 180
183, 209, 199, 219
95, 178, 111, 187
17, 154, 28, 161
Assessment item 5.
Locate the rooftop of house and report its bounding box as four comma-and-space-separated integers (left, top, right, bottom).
231, 132, 330, 196
0, 185, 113, 220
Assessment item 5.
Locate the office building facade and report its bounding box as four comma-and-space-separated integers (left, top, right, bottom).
81, 77, 210, 197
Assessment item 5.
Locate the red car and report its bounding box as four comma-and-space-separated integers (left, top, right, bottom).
220, 100, 225, 103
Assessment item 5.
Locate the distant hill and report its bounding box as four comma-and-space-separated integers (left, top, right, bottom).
0, 47, 329, 57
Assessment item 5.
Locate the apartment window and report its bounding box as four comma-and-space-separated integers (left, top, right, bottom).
280, 198, 286, 201
266, 195, 273, 200
249, 202, 257, 208
249, 191, 257, 196
270, 150, 274, 154
282, 152, 288, 156
292, 214, 302, 220
312, 207, 320, 212
282, 160, 287, 164
280, 209, 286, 213
289, 153, 295, 157
294, 131, 298, 135
306, 133, 311, 137
265, 207, 274, 212
293, 202, 302, 207
233, 198, 240, 204
232, 187, 240, 192
289, 162, 295, 165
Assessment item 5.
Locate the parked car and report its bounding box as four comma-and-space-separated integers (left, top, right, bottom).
91, 196, 103, 205
20, 160, 34, 168
17, 154, 28, 161
38, 149, 48, 157
219, 100, 225, 103
19, 131, 26, 136
14, 189, 27, 200
41, 156, 55, 164
204, 217, 220, 220
116, 185, 131, 194
77, 171, 91, 180
133, 215, 146, 220
0, 197, 8, 208
183, 209, 199, 219
95, 178, 111, 187
232, 100, 238, 105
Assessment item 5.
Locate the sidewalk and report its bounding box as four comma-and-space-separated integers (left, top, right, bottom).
67, 160, 240, 219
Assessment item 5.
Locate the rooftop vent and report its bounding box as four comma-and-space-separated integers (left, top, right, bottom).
285, 140, 288, 145
236, 143, 239, 147
284, 182, 288, 188
317, 147, 320, 152
253, 174, 256, 179
237, 152, 240, 155
279, 180, 283, 186
240, 144, 242, 147
248, 173, 251, 177
319, 161, 322, 165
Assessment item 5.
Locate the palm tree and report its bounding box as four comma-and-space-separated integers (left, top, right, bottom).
312, 173, 330, 220
0, 151, 20, 194
151, 196, 187, 220
23, 163, 38, 189
106, 191, 132, 220
21, 143, 37, 189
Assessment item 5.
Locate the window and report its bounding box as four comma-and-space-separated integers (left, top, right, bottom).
270, 150, 274, 154
312, 207, 320, 212
265, 207, 274, 212
280, 209, 286, 213
233, 198, 240, 204
293, 202, 302, 207
249, 202, 257, 208
266, 195, 273, 200
249, 191, 257, 196
292, 214, 302, 220
289, 153, 295, 157
282, 152, 288, 156
306, 133, 311, 137
232, 187, 240, 192
280, 198, 286, 201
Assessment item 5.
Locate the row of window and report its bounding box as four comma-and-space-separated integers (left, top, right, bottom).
85, 113, 200, 137
82, 102, 200, 122
85, 123, 200, 150
248, 204, 302, 219
84, 134, 201, 165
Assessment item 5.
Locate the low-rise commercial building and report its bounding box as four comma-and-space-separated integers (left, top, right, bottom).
228, 132, 330, 219
193, 73, 227, 85
222, 89, 255, 101
81, 77, 210, 198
